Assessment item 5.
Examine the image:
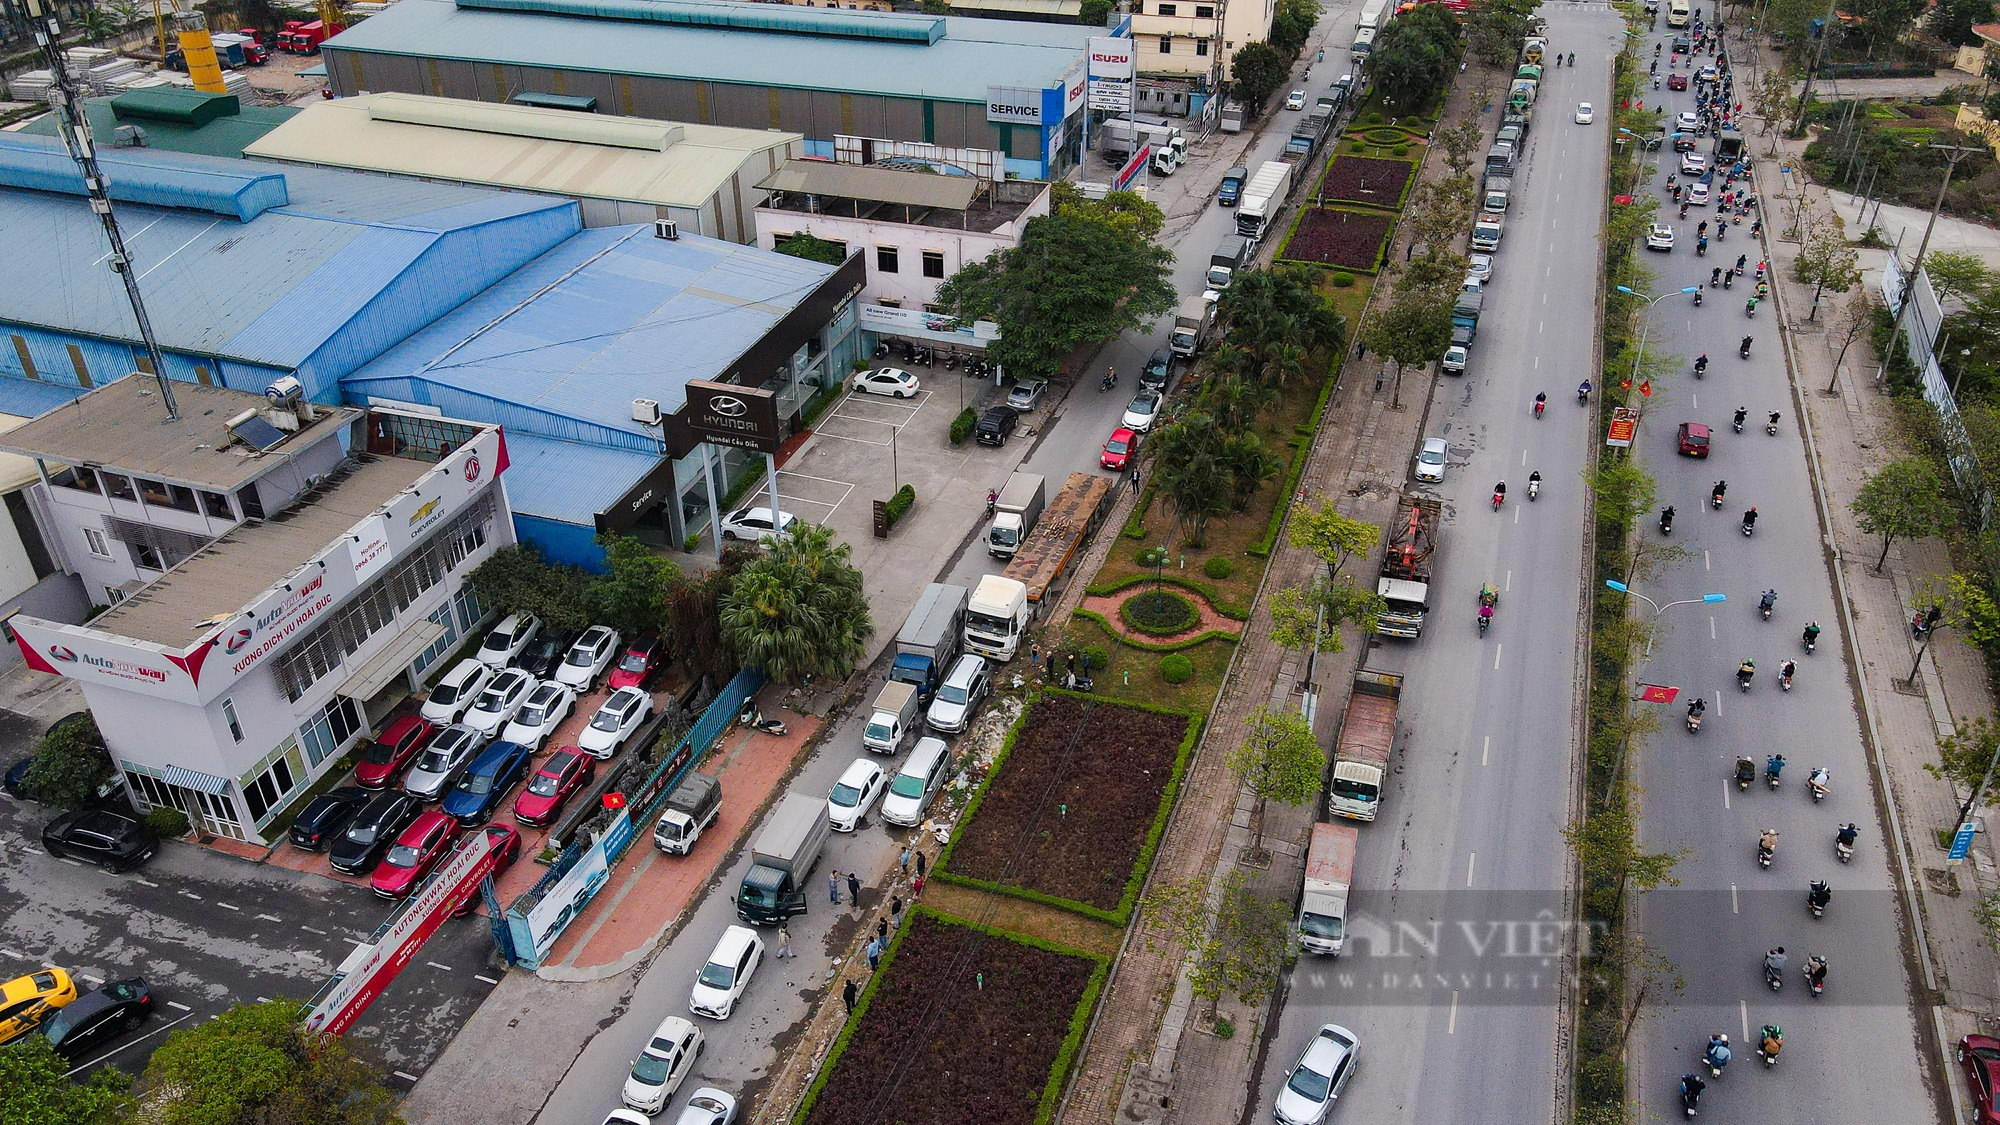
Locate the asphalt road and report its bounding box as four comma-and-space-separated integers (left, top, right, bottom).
1254, 4, 1622, 1121
1621, 17, 1935, 1123
532, 14, 1372, 1124
0, 709, 501, 1085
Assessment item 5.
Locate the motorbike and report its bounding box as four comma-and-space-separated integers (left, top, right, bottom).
1803, 625, 1820, 653
1099, 369, 1117, 392
1711, 485, 1725, 509
1758, 1027, 1784, 1067
1836, 826, 1857, 863
1746, 297, 1759, 317
1804, 959, 1828, 997
1492, 487, 1506, 511
1759, 592, 1775, 620
1732, 410, 1746, 434
1742, 511, 1757, 537
1528, 476, 1541, 501
1734, 758, 1754, 788
985, 492, 998, 517
1763, 960, 1784, 991
1807, 881, 1831, 919
1693, 288, 1704, 307
1807, 768, 1830, 803
737, 700, 789, 737
1679, 1075, 1704, 1117
1757, 839, 1775, 868
1696, 238, 1708, 257
1478, 606, 1493, 636
1659, 508, 1675, 535
1767, 758, 1785, 790
1740, 338, 1752, 359
1687, 703, 1705, 733
1766, 411, 1781, 436
1737, 662, 1755, 691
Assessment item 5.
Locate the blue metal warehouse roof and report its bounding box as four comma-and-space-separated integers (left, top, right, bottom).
501, 431, 663, 524
342, 224, 840, 455
324, 0, 1091, 104
0, 134, 579, 373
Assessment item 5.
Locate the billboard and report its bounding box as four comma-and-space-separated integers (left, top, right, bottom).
1088, 36, 1135, 113
683, 381, 783, 454
858, 305, 1001, 344
9, 624, 199, 704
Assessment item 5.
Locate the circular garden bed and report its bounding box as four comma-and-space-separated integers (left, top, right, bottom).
1120, 589, 1200, 637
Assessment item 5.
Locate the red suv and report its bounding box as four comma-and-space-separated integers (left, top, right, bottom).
370, 810, 461, 898
607, 633, 665, 692
1676, 422, 1711, 458
1667, 73, 1689, 91
513, 748, 595, 826
1962, 1036, 2000, 1125
354, 714, 436, 789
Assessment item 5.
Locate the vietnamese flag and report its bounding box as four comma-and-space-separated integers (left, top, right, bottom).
602, 791, 627, 810
1639, 684, 1680, 703
1639, 380, 1653, 397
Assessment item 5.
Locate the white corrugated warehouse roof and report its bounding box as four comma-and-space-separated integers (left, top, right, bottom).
245, 94, 802, 208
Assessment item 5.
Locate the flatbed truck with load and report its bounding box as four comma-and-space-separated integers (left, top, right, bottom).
1375, 495, 1437, 638
1002, 471, 1115, 608
1327, 669, 1401, 821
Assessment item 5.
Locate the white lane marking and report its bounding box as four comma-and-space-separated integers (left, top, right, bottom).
425, 961, 452, 972
1493, 644, 1503, 669
394, 1071, 419, 1083
475, 974, 501, 985
1466, 852, 1478, 885
0, 950, 22, 959
300, 925, 328, 935
1723, 781, 1731, 811
132, 878, 157, 887
1482, 735, 1491, 767
1710, 616, 1718, 640
345, 937, 369, 946
80, 975, 101, 986
256, 914, 281, 922
1521, 449, 1528, 465
1731, 884, 1740, 914
59, 857, 81, 867
1704, 550, 1712, 571
1740, 999, 1751, 1042
1449, 990, 1461, 1034
1505, 571, 1513, 592
1514, 505, 1521, 524
167, 1001, 191, 1011
217, 902, 240, 911
178, 891, 200, 900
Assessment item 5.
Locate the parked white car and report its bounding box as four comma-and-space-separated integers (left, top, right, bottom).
852, 367, 921, 398
1273, 1023, 1359, 1125
420, 659, 493, 725
673, 1089, 738, 1125
1285, 89, 1307, 110
465, 668, 535, 737
1415, 437, 1448, 484
1441, 345, 1468, 375
880, 737, 952, 827
555, 625, 622, 691
827, 758, 887, 832
1466, 252, 1493, 282
925, 654, 990, 734
404, 725, 487, 801
579, 687, 653, 759
689, 925, 764, 1020
1120, 390, 1163, 434
719, 506, 798, 545
621, 1016, 703, 1115
501, 681, 575, 749
476, 612, 541, 668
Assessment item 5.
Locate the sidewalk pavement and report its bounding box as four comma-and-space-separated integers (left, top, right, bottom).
1058, 62, 1470, 1125
1741, 37, 2000, 1116
1824, 180, 2000, 270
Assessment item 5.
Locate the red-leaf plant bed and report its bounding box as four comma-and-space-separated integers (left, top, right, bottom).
945, 695, 1191, 914
799, 912, 1100, 1125
1285, 208, 1395, 270
1318, 156, 1415, 206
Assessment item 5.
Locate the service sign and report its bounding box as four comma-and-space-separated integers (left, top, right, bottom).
987, 85, 1044, 126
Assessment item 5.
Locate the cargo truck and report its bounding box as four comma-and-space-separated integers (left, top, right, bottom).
734, 792, 829, 925
1451, 290, 1483, 335
862, 681, 922, 753
965, 574, 1030, 661
1284, 113, 1332, 163
888, 583, 968, 698
1170, 296, 1210, 358
1357, 0, 1388, 31
1375, 495, 1437, 638
1001, 471, 1115, 607
1352, 25, 1377, 57
653, 773, 723, 855
1217, 165, 1249, 207
1101, 114, 1188, 172
1220, 100, 1245, 133
1299, 821, 1359, 954
1207, 235, 1249, 294
1236, 160, 1293, 239
1481, 175, 1512, 214
1327, 669, 1402, 822
988, 472, 1046, 559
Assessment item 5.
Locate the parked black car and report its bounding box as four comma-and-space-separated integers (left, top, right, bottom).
328, 791, 422, 876
974, 406, 1018, 447
1141, 350, 1172, 390
288, 786, 373, 851
41, 810, 155, 872
515, 628, 581, 681
41, 977, 152, 1060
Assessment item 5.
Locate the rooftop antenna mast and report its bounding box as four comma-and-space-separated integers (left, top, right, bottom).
25, 0, 179, 421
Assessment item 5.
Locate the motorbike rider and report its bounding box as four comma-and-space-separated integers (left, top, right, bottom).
1704, 1034, 1731, 1071
1780, 658, 1797, 686
1803, 620, 1823, 647
986, 488, 1000, 512
1768, 410, 1782, 429
1767, 752, 1787, 780
1734, 756, 1756, 782
1808, 879, 1832, 911
1804, 954, 1829, 989
1695, 353, 1710, 375
1807, 765, 1832, 797
1479, 584, 1499, 608
1733, 407, 1748, 430
1660, 505, 1676, 532
1577, 379, 1593, 402
1528, 470, 1543, 498
1711, 267, 1722, 287
1688, 697, 1708, 719
1680, 1073, 1705, 1109
1837, 822, 1860, 848
1742, 506, 1759, 531
1758, 827, 1778, 856
1765, 946, 1788, 975
1760, 1025, 1785, 1061
1759, 588, 1777, 613
1741, 334, 1754, 358
1534, 391, 1548, 416
1711, 479, 1727, 504
1737, 658, 1756, 687
1492, 480, 1507, 505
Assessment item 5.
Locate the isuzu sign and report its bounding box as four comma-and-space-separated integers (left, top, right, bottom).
683, 381, 782, 454
1088, 36, 1135, 79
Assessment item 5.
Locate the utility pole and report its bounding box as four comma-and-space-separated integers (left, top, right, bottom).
1789, 0, 1840, 132
1878, 143, 1982, 387
26, 0, 179, 421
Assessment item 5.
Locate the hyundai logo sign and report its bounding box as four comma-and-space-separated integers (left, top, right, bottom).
682, 381, 782, 454
709, 396, 749, 419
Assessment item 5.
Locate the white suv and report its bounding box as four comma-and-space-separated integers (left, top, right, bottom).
689, 925, 763, 1020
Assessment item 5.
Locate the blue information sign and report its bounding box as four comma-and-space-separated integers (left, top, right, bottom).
1951, 821, 1979, 862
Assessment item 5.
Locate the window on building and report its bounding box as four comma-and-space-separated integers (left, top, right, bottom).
237, 486, 264, 521
200, 491, 233, 520
48, 466, 99, 495
921, 251, 946, 279
101, 475, 135, 502
410, 604, 459, 680
241, 742, 306, 824
129, 349, 155, 376
298, 696, 362, 767
453, 585, 483, 635
10, 335, 36, 381
1195, 4, 1213, 15
1196, 38, 1210, 55
82, 527, 109, 558
132, 543, 165, 571
4, 492, 55, 580
1159, 34, 1174, 53
876, 246, 899, 273
1159, 2, 1176, 13
459, 521, 486, 559
193, 366, 214, 387
103, 585, 125, 606
66, 344, 91, 389
136, 479, 196, 512
222, 699, 243, 744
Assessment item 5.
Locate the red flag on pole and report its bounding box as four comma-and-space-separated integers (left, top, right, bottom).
1639, 380, 1653, 398
602, 791, 627, 810
1620, 377, 1633, 390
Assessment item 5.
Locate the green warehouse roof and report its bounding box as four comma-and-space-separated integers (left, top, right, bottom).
18, 90, 299, 159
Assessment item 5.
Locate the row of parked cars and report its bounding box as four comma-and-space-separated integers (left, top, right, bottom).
289, 613, 666, 901
0, 967, 155, 1063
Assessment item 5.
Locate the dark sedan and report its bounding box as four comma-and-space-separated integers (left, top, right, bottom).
328, 791, 423, 876
41, 978, 153, 1060
516, 629, 582, 681
441, 741, 534, 826
288, 786, 372, 851
42, 810, 154, 872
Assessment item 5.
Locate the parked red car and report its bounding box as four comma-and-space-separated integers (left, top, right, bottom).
1101, 427, 1139, 471
513, 748, 595, 826
370, 810, 461, 898
1962, 1035, 2000, 1125
354, 714, 437, 789
607, 633, 666, 692
450, 825, 523, 917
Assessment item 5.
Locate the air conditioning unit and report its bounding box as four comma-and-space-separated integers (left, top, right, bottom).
653, 219, 679, 240
631, 398, 662, 425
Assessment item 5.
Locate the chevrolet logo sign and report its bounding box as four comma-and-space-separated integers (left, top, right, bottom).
408, 498, 439, 526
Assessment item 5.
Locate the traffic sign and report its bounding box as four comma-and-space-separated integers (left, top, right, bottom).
1950, 820, 1979, 864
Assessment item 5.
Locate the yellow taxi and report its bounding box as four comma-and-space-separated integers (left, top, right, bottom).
0, 968, 76, 1044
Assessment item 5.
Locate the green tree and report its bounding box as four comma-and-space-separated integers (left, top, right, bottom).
1750, 70, 1790, 150
1793, 210, 1861, 320
1935, 714, 2000, 798
1585, 458, 1657, 538
1465, 0, 1534, 66
662, 557, 742, 687
1141, 871, 1294, 1018
23, 715, 112, 812
1270, 0, 1321, 57
1195, 371, 1276, 434
1851, 457, 1953, 572
1267, 577, 1385, 652
1051, 182, 1166, 241
1562, 803, 1685, 917
1143, 413, 1236, 546
465, 544, 597, 633
1227, 706, 1326, 854
773, 232, 848, 266
1364, 292, 1455, 405
719, 522, 873, 683
591, 535, 683, 636
1230, 42, 1290, 114
1220, 430, 1279, 510
1078, 0, 1112, 24
935, 211, 1174, 381
1925, 250, 1996, 308
1370, 30, 1451, 111
1434, 121, 1484, 178
1286, 501, 1380, 574
1218, 267, 1347, 377
0, 1036, 132, 1125
140, 1001, 403, 1125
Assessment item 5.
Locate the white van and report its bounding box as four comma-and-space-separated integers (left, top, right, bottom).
880, 737, 953, 827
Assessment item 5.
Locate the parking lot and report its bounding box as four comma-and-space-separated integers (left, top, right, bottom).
0, 706, 502, 1086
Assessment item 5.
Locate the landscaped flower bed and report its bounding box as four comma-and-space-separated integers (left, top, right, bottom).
1319, 156, 1415, 207
1284, 208, 1396, 270
939, 693, 1199, 923
796, 911, 1105, 1125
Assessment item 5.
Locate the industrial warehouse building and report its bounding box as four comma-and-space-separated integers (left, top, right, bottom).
243, 93, 803, 242
320, 0, 1096, 180
0, 132, 861, 572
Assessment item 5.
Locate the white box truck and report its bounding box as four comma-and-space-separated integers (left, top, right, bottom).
1236, 160, 1293, 239
1299, 821, 1359, 954
988, 472, 1047, 560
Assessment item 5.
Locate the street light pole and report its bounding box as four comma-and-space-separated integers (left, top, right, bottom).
1616, 285, 1702, 390
1601, 581, 1727, 798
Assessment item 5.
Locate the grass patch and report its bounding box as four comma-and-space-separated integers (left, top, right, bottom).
919, 878, 1124, 957
1060, 613, 1234, 711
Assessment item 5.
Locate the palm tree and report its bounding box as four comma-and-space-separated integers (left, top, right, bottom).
1198, 372, 1274, 434
1220, 432, 1280, 510
720, 522, 873, 682
1145, 413, 1234, 546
